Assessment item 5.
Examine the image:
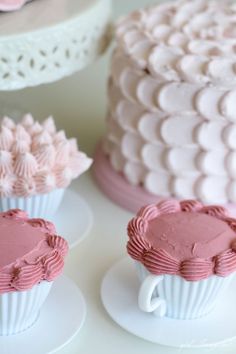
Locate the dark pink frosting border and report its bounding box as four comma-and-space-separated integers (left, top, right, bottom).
127, 200, 236, 281
0, 209, 68, 293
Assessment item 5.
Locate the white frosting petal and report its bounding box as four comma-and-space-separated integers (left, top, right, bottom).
116, 100, 144, 133
166, 147, 198, 175
157, 82, 199, 113
161, 115, 200, 146
223, 123, 236, 149
225, 152, 236, 178
195, 176, 228, 204
196, 121, 225, 150
177, 55, 209, 84
121, 133, 143, 162
138, 113, 164, 144
171, 174, 199, 199
141, 144, 167, 172
195, 87, 224, 120
220, 90, 236, 122
110, 145, 125, 172
148, 45, 183, 80
144, 171, 171, 196
206, 59, 236, 84
196, 150, 227, 176
227, 181, 236, 203
136, 76, 161, 110
124, 162, 146, 185
119, 68, 143, 102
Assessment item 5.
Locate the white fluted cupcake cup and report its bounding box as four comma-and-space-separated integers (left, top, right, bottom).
0, 281, 52, 335
0, 188, 65, 218
136, 262, 234, 320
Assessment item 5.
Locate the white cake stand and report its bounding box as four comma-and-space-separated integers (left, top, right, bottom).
0, 0, 112, 90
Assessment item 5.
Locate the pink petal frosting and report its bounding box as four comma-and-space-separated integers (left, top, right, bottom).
127, 199, 236, 281
0, 209, 68, 293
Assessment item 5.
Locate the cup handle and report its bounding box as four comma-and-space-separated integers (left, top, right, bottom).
138, 274, 167, 317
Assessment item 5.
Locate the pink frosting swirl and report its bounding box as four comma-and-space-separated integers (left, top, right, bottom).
0, 126, 13, 151
14, 152, 38, 178
0, 150, 13, 174
0, 174, 15, 197
3, 209, 28, 219
127, 199, 236, 281
0, 115, 92, 197
13, 177, 36, 197
0, 209, 68, 294
27, 218, 56, 234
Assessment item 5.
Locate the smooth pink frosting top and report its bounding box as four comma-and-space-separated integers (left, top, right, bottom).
0, 209, 68, 293
127, 200, 236, 281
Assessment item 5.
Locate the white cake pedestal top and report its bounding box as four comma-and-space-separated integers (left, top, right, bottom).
0, 0, 112, 90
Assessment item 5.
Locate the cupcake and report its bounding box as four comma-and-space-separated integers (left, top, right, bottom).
0, 0, 32, 11
127, 200, 236, 319
0, 208, 68, 335
0, 114, 93, 218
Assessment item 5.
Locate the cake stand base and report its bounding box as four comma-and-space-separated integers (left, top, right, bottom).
101, 258, 236, 348
93, 143, 236, 216
0, 275, 86, 354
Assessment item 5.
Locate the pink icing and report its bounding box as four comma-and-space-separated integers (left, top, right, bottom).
0, 209, 68, 293
127, 200, 236, 281
0, 115, 93, 197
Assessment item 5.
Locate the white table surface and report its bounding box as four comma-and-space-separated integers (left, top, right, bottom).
0, 0, 236, 353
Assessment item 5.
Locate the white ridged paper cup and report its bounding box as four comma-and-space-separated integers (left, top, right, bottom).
0, 189, 65, 218
136, 262, 234, 320
0, 281, 52, 336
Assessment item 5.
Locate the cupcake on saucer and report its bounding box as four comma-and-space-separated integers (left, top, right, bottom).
127, 200, 236, 319
0, 208, 68, 335
0, 114, 92, 218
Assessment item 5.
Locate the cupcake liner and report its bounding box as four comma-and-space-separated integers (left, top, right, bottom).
0, 281, 52, 336
0, 188, 65, 218
136, 262, 234, 320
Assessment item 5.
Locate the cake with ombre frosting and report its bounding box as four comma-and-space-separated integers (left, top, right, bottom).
0, 0, 32, 11
127, 200, 236, 281
0, 114, 92, 198
101, 0, 236, 206
0, 208, 68, 293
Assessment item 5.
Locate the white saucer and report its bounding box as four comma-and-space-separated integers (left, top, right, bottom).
51, 189, 93, 249
0, 275, 86, 354
101, 258, 236, 348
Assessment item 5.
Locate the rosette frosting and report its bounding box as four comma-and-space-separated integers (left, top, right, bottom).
127, 199, 236, 281
0, 115, 93, 197
0, 209, 68, 293
103, 0, 236, 204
